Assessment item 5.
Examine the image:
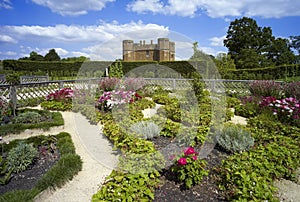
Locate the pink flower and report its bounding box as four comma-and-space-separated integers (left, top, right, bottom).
192, 155, 197, 161
178, 157, 187, 166
184, 147, 196, 156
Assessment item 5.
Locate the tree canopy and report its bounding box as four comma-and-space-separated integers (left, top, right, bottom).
44, 49, 61, 61
224, 17, 296, 69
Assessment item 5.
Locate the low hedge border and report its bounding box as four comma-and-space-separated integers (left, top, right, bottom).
0, 132, 82, 202
0, 109, 64, 136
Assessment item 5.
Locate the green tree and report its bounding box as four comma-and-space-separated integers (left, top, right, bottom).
267, 38, 296, 65
290, 36, 300, 54
108, 60, 123, 78
214, 53, 236, 75
189, 42, 209, 61
44, 49, 61, 61
19, 51, 44, 61
224, 17, 274, 68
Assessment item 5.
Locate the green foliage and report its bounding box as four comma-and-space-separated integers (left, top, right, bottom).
190, 72, 204, 102
130, 121, 161, 139
36, 154, 82, 190
0, 109, 63, 136
216, 124, 254, 153
160, 119, 181, 138
171, 147, 208, 189
103, 120, 156, 153
118, 151, 165, 174
108, 60, 123, 78
218, 137, 300, 201
0, 156, 12, 185
129, 98, 155, 111
44, 49, 61, 61
226, 97, 241, 108
41, 100, 72, 111
92, 170, 160, 202
0, 132, 82, 201
5, 72, 20, 85
152, 93, 175, 104
6, 142, 38, 173
12, 111, 42, 124
249, 80, 283, 98
214, 53, 236, 76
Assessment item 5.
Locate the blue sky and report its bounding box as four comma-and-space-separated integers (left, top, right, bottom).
0, 0, 300, 61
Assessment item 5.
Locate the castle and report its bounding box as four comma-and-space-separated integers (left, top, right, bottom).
122, 38, 175, 62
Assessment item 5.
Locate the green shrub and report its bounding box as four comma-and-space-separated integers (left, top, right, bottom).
0, 156, 12, 185
226, 97, 241, 108
36, 154, 82, 190
118, 151, 165, 174
216, 124, 254, 153
12, 111, 42, 124
171, 147, 208, 189
218, 137, 300, 201
249, 80, 283, 98
0, 109, 63, 136
130, 121, 161, 139
6, 142, 38, 173
92, 170, 160, 201
41, 100, 72, 111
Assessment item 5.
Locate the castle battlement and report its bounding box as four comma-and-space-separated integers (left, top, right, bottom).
123, 38, 175, 62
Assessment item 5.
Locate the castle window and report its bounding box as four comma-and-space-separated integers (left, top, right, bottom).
146, 50, 150, 57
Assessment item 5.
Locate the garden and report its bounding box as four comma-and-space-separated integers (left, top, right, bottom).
0, 74, 300, 201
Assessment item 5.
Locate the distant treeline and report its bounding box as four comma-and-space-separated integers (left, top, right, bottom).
1, 60, 300, 80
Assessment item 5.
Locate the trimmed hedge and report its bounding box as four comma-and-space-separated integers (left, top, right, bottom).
0, 132, 82, 202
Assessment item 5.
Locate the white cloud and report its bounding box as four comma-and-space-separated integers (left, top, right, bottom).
2, 21, 168, 44
0, 34, 17, 43
31, 0, 115, 16
0, 0, 12, 9
209, 35, 225, 47
127, 0, 164, 14
127, 0, 300, 18
1, 51, 17, 56
0, 21, 170, 60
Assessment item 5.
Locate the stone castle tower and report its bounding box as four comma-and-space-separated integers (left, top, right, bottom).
122, 38, 175, 62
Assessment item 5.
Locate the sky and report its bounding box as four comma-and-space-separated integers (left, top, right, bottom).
0, 0, 300, 61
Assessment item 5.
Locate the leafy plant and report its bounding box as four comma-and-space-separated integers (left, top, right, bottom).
117, 151, 165, 174
98, 77, 120, 92
6, 142, 38, 173
130, 121, 161, 139
249, 80, 283, 98
123, 78, 145, 91
171, 147, 208, 188
108, 60, 123, 78
92, 170, 160, 201
216, 124, 254, 153
46, 87, 74, 102
12, 111, 42, 124
0, 156, 12, 185
283, 81, 300, 99
0, 97, 10, 123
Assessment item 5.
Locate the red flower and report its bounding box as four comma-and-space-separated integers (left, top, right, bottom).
184, 147, 196, 156
192, 155, 197, 161
178, 157, 187, 166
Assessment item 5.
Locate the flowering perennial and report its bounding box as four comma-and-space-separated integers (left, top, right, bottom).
172, 146, 208, 188
97, 90, 141, 111
260, 96, 300, 125
46, 88, 74, 102
177, 147, 199, 165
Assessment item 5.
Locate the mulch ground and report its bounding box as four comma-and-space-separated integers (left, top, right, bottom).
0, 146, 59, 195
152, 136, 229, 202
